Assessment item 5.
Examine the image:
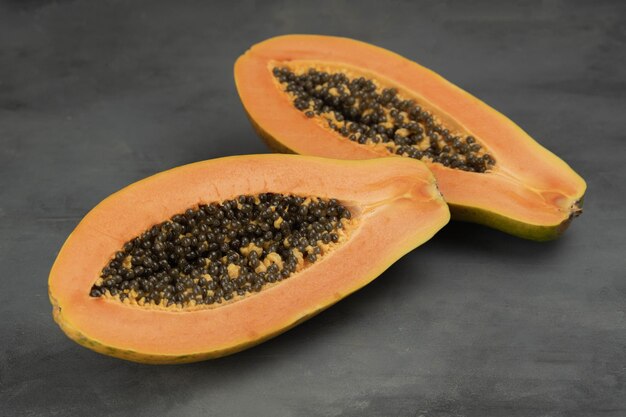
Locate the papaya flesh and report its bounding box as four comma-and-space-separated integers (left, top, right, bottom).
235, 35, 587, 241
48, 155, 449, 364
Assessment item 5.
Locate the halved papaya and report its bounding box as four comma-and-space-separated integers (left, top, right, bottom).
48, 155, 449, 364
235, 35, 587, 241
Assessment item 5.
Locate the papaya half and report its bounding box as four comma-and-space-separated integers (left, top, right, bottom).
235, 35, 587, 241
48, 155, 449, 364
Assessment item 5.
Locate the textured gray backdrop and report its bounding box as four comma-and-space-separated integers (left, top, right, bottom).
1, 1, 625, 416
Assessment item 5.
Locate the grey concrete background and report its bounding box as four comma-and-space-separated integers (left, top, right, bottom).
1, 1, 625, 416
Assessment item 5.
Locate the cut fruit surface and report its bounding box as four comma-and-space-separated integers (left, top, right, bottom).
235, 35, 587, 240
48, 155, 449, 364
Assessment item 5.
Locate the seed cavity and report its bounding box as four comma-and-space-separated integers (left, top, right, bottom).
272, 66, 496, 173
90, 194, 353, 309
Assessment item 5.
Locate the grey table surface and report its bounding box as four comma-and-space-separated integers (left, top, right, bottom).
1, 1, 625, 416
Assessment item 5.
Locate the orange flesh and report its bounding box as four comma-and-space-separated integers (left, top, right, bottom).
49, 155, 449, 362
235, 35, 586, 230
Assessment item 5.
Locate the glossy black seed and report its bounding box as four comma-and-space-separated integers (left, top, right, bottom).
90, 193, 352, 307
273, 67, 495, 173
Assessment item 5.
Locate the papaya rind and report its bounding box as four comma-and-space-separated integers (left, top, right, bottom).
447, 201, 581, 242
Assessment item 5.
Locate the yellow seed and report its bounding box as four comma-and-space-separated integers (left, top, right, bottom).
240, 243, 263, 256
395, 128, 409, 137
264, 252, 283, 269
227, 264, 240, 279
292, 248, 304, 266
